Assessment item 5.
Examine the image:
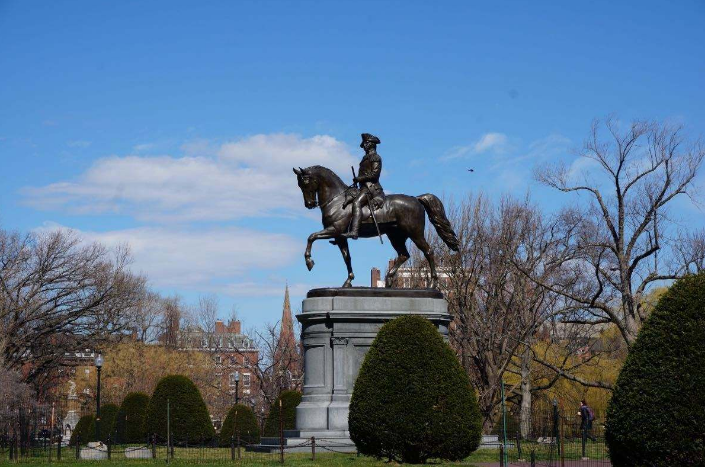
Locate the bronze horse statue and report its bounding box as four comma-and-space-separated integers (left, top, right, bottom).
294, 165, 459, 289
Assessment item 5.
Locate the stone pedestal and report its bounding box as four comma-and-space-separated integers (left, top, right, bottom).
295, 287, 450, 442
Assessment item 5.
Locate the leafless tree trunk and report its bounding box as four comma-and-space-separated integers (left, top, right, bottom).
132, 291, 163, 343
519, 345, 532, 439
535, 117, 705, 346
158, 295, 183, 348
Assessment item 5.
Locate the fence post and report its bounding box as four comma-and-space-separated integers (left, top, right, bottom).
107, 435, 111, 460
151, 434, 156, 459
559, 402, 565, 467
57, 436, 62, 461
279, 399, 284, 464
499, 443, 504, 467
311, 436, 315, 461
9, 437, 14, 461
516, 431, 522, 460
75, 438, 80, 460
530, 449, 535, 467
230, 436, 235, 461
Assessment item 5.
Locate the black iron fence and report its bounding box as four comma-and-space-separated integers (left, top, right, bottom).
492, 402, 611, 467
0, 435, 359, 464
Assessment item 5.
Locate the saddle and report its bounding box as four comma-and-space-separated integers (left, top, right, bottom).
343, 187, 394, 224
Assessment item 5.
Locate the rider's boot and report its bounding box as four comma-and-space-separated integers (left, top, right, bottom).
343, 204, 361, 239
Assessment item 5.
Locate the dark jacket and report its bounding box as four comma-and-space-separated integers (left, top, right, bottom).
580, 405, 593, 429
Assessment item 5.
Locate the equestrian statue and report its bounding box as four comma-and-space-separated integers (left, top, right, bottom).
294, 133, 459, 289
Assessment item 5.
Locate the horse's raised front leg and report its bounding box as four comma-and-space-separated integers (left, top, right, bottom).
335, 237, 355, 287
304, 226, 337, 271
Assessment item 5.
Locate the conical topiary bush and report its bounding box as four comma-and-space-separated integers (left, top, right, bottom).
115, 392, 150, 443
219, 404, 260, 446
144, 375, 215, 444
349, 315, 482, 463
605, 272, 705, 466
69, 415, 94, 446
263, 390, 301, 437
87, 403, 119, 442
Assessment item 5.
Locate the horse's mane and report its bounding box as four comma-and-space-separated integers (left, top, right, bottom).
307, 165, 347, 189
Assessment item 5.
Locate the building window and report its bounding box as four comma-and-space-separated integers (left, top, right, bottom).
215, 355, 222, 365
229, 373, 238, 387
243, 373, 251, 387
229, 356, 236, 366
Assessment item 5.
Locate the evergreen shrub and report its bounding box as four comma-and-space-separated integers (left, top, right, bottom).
606, 272, 705, 466
263, 390, 301, 436
87, 404, 119, 442
219, 404, 261, 446
144, 375, 215, 444
349, 315, 482, 463
115, 392, 150, 443
69, 415, 94, 446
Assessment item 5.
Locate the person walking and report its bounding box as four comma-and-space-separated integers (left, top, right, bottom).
579, 399, 597, 455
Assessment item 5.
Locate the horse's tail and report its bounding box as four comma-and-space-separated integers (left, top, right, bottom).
417, 194, 460, 252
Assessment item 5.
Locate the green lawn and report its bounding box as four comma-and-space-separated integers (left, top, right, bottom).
0, 441, 609, 466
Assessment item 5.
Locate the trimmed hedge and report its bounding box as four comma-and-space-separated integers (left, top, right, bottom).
69, 415, 94, 446
349, 315, 482, 463
219, 404, 260, 446
144, 375, 215, 444
263, 390, 301, 437
605, 272, 705, 467
115, 392, 150, 443
87, 404, 119, 442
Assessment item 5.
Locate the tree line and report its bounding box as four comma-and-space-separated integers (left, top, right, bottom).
1, 116, 703, 434
399, 117, 705, 432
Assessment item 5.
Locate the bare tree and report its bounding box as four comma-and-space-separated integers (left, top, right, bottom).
157, 295, 183, 348
131, 291, 163, 343
0, 228, 146, 390
403, 195, 568, 432
535, 117, 705, 346
675, 229, 705, 274
234, 319, 303, 420
194, 294, 219, 335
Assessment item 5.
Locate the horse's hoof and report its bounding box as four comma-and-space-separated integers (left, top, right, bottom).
306, 259, 315, 271
342, 281, 352, 288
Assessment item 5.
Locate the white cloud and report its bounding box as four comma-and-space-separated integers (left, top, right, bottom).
36, 223, 300, 289
442, 132, 509, 160
491, 133, 571, 170
133, 143, 156, 152
23, 134, 358, 222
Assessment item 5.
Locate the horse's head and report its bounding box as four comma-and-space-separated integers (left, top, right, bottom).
293, 166, 319, 209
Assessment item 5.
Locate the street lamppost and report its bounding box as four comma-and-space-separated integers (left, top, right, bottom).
234, 371, 240, 405
94, 353, 103, 443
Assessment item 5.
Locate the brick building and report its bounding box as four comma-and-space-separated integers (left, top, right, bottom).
371, 260, 452, 290
178, 319, 260, 408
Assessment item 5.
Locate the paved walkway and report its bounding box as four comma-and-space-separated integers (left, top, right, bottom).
473, 460, 611, 467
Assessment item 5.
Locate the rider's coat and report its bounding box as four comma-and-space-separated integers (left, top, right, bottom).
356, 150, 384, 208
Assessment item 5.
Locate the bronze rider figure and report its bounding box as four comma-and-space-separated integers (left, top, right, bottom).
343, 133, 384, 239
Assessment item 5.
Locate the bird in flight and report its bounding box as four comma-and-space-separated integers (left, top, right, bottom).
467, 168, 474, 172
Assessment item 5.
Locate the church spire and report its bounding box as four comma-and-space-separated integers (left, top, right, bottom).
281, 284, 294, 342
275, 283, 300, 390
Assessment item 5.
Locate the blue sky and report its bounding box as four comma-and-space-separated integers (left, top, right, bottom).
1, 0, 704, 330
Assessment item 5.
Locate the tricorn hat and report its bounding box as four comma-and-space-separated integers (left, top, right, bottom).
360, 133, 381, 148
